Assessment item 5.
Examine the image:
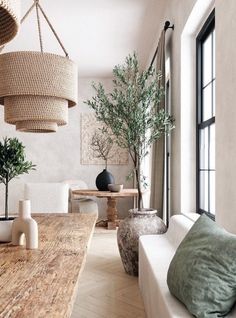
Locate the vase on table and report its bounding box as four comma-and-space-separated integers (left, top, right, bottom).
96, 169, 115, 191
117, 208, 167, 276
12, 200, 38, 249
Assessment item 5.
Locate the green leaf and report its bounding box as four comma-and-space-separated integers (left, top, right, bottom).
0, 137, 36, 183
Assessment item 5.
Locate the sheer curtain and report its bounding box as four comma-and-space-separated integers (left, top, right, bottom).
150, 30, 166, 220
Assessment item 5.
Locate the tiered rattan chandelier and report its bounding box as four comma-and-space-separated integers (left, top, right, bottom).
0, 0, 20, 45
0, 0, 78, 132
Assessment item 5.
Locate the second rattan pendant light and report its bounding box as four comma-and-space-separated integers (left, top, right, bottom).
0, 0, 78, 133
0, 0, 20, 45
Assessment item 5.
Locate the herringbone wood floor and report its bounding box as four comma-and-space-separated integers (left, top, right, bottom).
71, 228, 147, 318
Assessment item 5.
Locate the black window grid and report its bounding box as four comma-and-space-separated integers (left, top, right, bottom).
196, 10, 215, 219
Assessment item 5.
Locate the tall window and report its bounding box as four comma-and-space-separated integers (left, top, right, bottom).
197, 11, 215, 217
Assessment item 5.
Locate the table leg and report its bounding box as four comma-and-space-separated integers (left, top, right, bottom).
107, 197, 117, 230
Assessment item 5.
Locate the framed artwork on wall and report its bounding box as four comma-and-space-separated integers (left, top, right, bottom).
80, 113, 129, 165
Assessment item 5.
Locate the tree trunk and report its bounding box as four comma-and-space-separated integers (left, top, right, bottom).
135, 167, 143, 210
5, 180, 9, 220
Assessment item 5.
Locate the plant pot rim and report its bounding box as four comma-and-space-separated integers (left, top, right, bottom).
128, 208, 157, 216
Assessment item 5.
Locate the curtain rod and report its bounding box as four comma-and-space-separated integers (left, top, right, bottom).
149, 20, 174, 69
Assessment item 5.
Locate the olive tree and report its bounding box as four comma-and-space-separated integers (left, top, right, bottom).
85, 53, 174, 209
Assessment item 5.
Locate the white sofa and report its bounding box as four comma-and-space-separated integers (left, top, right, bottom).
63, 180, 98, 216
139, 214, 236, 318
24, 183, 69, 213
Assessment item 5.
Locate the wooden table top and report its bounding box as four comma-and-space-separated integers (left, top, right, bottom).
0, 213, 97, 318
72, 189, 138, 198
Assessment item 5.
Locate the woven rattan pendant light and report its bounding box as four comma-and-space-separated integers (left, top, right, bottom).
0, 0, 20, 45
0, 0, 78, 133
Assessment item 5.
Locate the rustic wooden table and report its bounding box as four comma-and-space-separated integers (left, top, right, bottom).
72, 189, 138, 230
0, 213, 96, 318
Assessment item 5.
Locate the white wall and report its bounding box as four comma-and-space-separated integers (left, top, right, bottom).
215, 0, 236, 233
0, 78, 133, 218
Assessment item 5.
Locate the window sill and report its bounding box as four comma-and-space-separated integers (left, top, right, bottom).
181, 212, 200, 223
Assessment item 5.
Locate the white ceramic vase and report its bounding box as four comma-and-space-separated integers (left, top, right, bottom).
0, 219, 14, 242
12, 200, 38, 249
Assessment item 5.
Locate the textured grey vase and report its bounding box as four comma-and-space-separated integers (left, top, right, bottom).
117, 208, 167, 276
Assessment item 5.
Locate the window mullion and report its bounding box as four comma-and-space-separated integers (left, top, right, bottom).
196, 10, 215, 217
208, 126, 210, 213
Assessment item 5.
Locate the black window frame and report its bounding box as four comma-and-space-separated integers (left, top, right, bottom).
196, 10, 215, 220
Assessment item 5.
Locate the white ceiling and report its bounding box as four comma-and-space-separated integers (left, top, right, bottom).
4, 0, 166, 77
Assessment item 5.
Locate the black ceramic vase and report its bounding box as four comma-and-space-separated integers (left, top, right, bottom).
96, 169, 115, 191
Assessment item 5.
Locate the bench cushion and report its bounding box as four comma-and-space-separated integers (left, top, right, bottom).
167, 214, 236, 318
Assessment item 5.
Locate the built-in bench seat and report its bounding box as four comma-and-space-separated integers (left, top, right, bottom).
139, 214, 236, 318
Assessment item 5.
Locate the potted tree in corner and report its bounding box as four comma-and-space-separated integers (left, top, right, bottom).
85, 53, 174, 275
0, 137, 35, 242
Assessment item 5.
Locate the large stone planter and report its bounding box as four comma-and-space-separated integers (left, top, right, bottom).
117, 208, 167, 276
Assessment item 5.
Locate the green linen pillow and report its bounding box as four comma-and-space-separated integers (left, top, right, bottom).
167, 214, 236, 318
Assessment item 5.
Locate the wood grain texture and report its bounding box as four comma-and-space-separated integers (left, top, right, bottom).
73, 190, 138, 230
72, 189, 138, 198
0, 213, 96, 318
107, 197, 118, 230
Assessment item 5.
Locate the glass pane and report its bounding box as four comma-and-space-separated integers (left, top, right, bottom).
212, 80, 215, 116
209, 171, 215, 215
203, 84, 212, 121
203, 34, 212, 86
213, 30, 215, 79
200, 171, 208, 211
199, 127, 208, 169
209, 123, 215, 169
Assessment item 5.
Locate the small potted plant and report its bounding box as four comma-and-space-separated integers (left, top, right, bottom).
85, 53, 174, 275
0, 137, 35, 242
91, 127, 115, 190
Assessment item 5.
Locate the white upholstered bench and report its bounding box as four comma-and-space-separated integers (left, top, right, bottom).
139, 214, 236, 318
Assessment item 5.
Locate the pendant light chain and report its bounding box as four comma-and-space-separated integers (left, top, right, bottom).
21, 2, 36, 24
35, 1, 43, 53
36, 2, 68, 57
